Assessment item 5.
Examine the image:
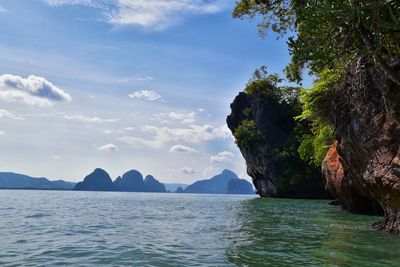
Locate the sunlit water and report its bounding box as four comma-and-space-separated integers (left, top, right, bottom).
0, 190, 399, 266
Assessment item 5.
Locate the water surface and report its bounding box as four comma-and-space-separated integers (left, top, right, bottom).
0, 190, 399, 266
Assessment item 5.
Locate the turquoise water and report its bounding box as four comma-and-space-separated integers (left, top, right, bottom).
0, 190, 399, 266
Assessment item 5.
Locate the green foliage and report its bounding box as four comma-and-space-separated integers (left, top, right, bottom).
245, 66, 301, 107
234, 120, 264, 149
233, 0, 400, 84
233, 0, 296, 37
295, 69, 338, 166
296, 69, 343, 122
245, 66, 283, 96
297, 134, 314, 163
313, 125, 334, 164
243, 107, 252, 117
298, 125, 334, 166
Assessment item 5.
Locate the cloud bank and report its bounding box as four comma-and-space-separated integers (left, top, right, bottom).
0, 74, 71, 107
119, 124, 230, 149
0, 109, 24, 120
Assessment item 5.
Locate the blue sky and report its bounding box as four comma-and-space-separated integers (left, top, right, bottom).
0, 0, 300, 183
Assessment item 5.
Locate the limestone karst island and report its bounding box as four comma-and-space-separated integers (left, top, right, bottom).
0, 0, 399, 266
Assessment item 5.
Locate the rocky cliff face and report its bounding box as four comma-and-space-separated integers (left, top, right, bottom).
322, 142, 382, 214
227, 91, 328, 198
322, 58, 400, 233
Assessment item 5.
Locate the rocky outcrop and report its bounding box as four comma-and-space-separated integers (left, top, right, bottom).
74, 168, 114, 191
114, 170, 146, 192
323, 142, 382, 214
227, 91, 328, 198
144, 175, 167, 192
321, 58, 400, 233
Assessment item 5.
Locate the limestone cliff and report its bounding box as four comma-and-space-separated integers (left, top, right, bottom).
322, 58, 400, 233
227, 90, 328, 199
322, 142, 382, 214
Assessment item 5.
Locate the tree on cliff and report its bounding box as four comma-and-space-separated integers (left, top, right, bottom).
233, 0, 400, 85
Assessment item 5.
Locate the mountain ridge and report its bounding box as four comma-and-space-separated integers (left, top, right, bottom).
0, 172, 75, 190
184, 169, 254, 195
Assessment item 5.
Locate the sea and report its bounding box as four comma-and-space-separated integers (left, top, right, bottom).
0, 190, 399, 266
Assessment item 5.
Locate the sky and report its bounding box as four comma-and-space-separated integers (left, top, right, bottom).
0, 0, 302, 183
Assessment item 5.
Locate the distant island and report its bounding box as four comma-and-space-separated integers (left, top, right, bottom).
183, 169, 254, 194
0, 168, 254, 197
0, 169, 254, 195
0, 172, 75, 190
75, 168, 167, 193
75, 168, 254, 195
164, 183, 188, 192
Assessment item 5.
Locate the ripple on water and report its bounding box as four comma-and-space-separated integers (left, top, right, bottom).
0, 191, 400, 266
24, 213, 51, 219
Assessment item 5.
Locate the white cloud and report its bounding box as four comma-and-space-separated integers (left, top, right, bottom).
0, 5, 8, 13
0, 74, 71, 107
102, 129, 113, 134
118, 74, 154, 83
168, 111, 196, 120
134, 124, 227, 144
53, 155, 61, 160
152, 111, 197, 124
0, 131, 5, 135
169, 112, 196, 124
45, 0, 229, 30
182, 118, 195, 124
129, 90, 161, 101
45, 0, 107, 8
169, 144, 198, 153
210, 151, 235, 163
0, 109, 24, 120
119, 136, 162, 149
97, 143, 119, 152
63, 114, 119, 123
120, 124, 230, 149
63, 114, 102, 123
181, 167, 195, 174
198, 108, 206, 112
104, 118, 121, 122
